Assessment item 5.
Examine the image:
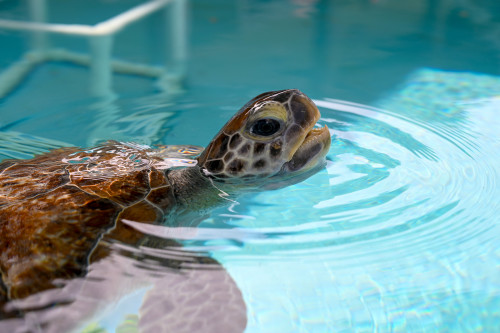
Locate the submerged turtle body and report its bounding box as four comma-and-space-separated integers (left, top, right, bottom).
0, 142, 203, 300
0, 89, 331, 331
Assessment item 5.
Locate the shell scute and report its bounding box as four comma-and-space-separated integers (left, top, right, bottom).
148, 169, 169, 188
0, 163, 70, 203
0, 185, 121, 299
147, 186, 175, 211
0, 142, 183, 300
90, 170, 149, 206
118, 201, 164, 224
0, 160, 16, 175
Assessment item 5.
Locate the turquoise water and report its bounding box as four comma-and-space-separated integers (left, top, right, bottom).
1, 0, 500, 332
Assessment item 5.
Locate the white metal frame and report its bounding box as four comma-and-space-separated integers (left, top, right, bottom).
0, 0, 187, 98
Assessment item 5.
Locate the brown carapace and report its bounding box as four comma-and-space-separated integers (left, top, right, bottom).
0, 89, 330, 309
0, 143, 178, 300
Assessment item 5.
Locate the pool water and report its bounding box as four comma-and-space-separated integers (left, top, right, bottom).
1, 0, 499, 332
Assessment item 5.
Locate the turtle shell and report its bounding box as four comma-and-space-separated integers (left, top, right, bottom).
0, 141, 203, 301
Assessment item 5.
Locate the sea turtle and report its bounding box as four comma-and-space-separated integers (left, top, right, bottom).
0, 89, 331, 332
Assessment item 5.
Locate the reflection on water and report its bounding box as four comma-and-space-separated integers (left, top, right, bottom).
87, 93, 180, 147
0, 68, 499, 332
0, 239, 247, 333
197, 70, 498, 259
202, 69, 499, 332
1, 0, 499, 331
0, 131, 68, 160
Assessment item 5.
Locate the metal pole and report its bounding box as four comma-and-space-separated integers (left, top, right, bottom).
28, 0, 49, 51
88, 35, 114, 97
170, 0, 187, 78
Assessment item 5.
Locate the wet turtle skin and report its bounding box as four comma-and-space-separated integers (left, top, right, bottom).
0, 143, 179, 301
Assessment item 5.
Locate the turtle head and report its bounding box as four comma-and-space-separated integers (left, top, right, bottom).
197, 89, 331, 190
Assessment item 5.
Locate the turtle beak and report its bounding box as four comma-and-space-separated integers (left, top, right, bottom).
285, 125, 330, 172
285, 92, 331, 166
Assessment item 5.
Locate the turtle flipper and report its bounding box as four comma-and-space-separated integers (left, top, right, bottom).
138, 267, 247, 333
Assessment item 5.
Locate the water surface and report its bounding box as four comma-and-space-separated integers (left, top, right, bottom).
1, 1, 499, 332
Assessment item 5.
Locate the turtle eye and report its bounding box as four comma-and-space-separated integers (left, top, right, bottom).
251, 118, 281, 136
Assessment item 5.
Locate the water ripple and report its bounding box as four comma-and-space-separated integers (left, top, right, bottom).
0, 130, 68, 160
197, 71, 500, 274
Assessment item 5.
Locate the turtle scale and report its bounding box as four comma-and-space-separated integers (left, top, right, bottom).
0, 142, 189, 301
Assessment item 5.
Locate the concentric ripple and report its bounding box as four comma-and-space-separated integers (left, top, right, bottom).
194, 99, 498, 267
2, 69, 499, 332
194, 70, 500, 268
76, 80, 499, 330
178, 70, 500, 332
